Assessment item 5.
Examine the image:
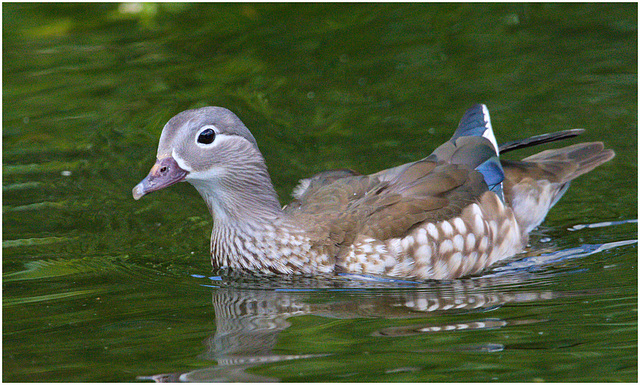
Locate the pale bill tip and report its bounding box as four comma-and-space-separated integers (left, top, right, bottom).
132, 183, 146, 200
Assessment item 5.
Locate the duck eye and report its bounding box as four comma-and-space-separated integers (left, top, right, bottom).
197, 128, 215, 144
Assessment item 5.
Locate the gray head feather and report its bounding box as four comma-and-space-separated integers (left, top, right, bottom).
158, 107, 259, 158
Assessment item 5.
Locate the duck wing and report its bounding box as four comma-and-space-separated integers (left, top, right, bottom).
287, 104, 500, 243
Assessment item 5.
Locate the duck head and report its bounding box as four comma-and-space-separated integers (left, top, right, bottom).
132, 107, 281, 222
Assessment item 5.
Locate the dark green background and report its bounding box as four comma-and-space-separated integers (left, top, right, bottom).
3, 3, 637, 381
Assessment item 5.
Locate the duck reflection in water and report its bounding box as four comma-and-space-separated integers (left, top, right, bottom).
137, 241, 625, 383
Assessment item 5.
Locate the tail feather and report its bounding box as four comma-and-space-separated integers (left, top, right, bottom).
499, 129, 584, 154
502, 142, 615, 233
522, 142, 615, 183
441, 105, 615, 234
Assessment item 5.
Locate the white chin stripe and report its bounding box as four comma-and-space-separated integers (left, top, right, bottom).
481, 104, 499, 155
172, 149, 193, 172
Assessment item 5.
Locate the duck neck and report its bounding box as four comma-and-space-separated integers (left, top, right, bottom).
191, 166, 283, 228
189, 163, 335, 274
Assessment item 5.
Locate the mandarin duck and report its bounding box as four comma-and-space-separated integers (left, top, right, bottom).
132, 104, 614, 280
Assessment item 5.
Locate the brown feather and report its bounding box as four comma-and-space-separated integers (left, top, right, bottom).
501, 142, 615, 233
288, 159, 489, 251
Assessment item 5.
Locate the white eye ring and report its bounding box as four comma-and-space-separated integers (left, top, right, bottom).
195, 125, 218, 147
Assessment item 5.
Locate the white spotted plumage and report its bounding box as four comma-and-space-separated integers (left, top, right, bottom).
339, 190, 526, 280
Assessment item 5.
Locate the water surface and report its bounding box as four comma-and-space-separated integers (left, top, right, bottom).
3, 3, 637, 382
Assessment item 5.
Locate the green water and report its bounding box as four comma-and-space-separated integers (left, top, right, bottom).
3, 3, 637, 382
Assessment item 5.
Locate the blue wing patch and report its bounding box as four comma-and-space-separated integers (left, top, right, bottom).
475, 156, 505, 200
455, 104, 504, 201
430, 104, 506, 201
453, 104, 489, 138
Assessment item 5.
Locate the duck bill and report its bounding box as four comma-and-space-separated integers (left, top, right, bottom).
132, 156, 188, 200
